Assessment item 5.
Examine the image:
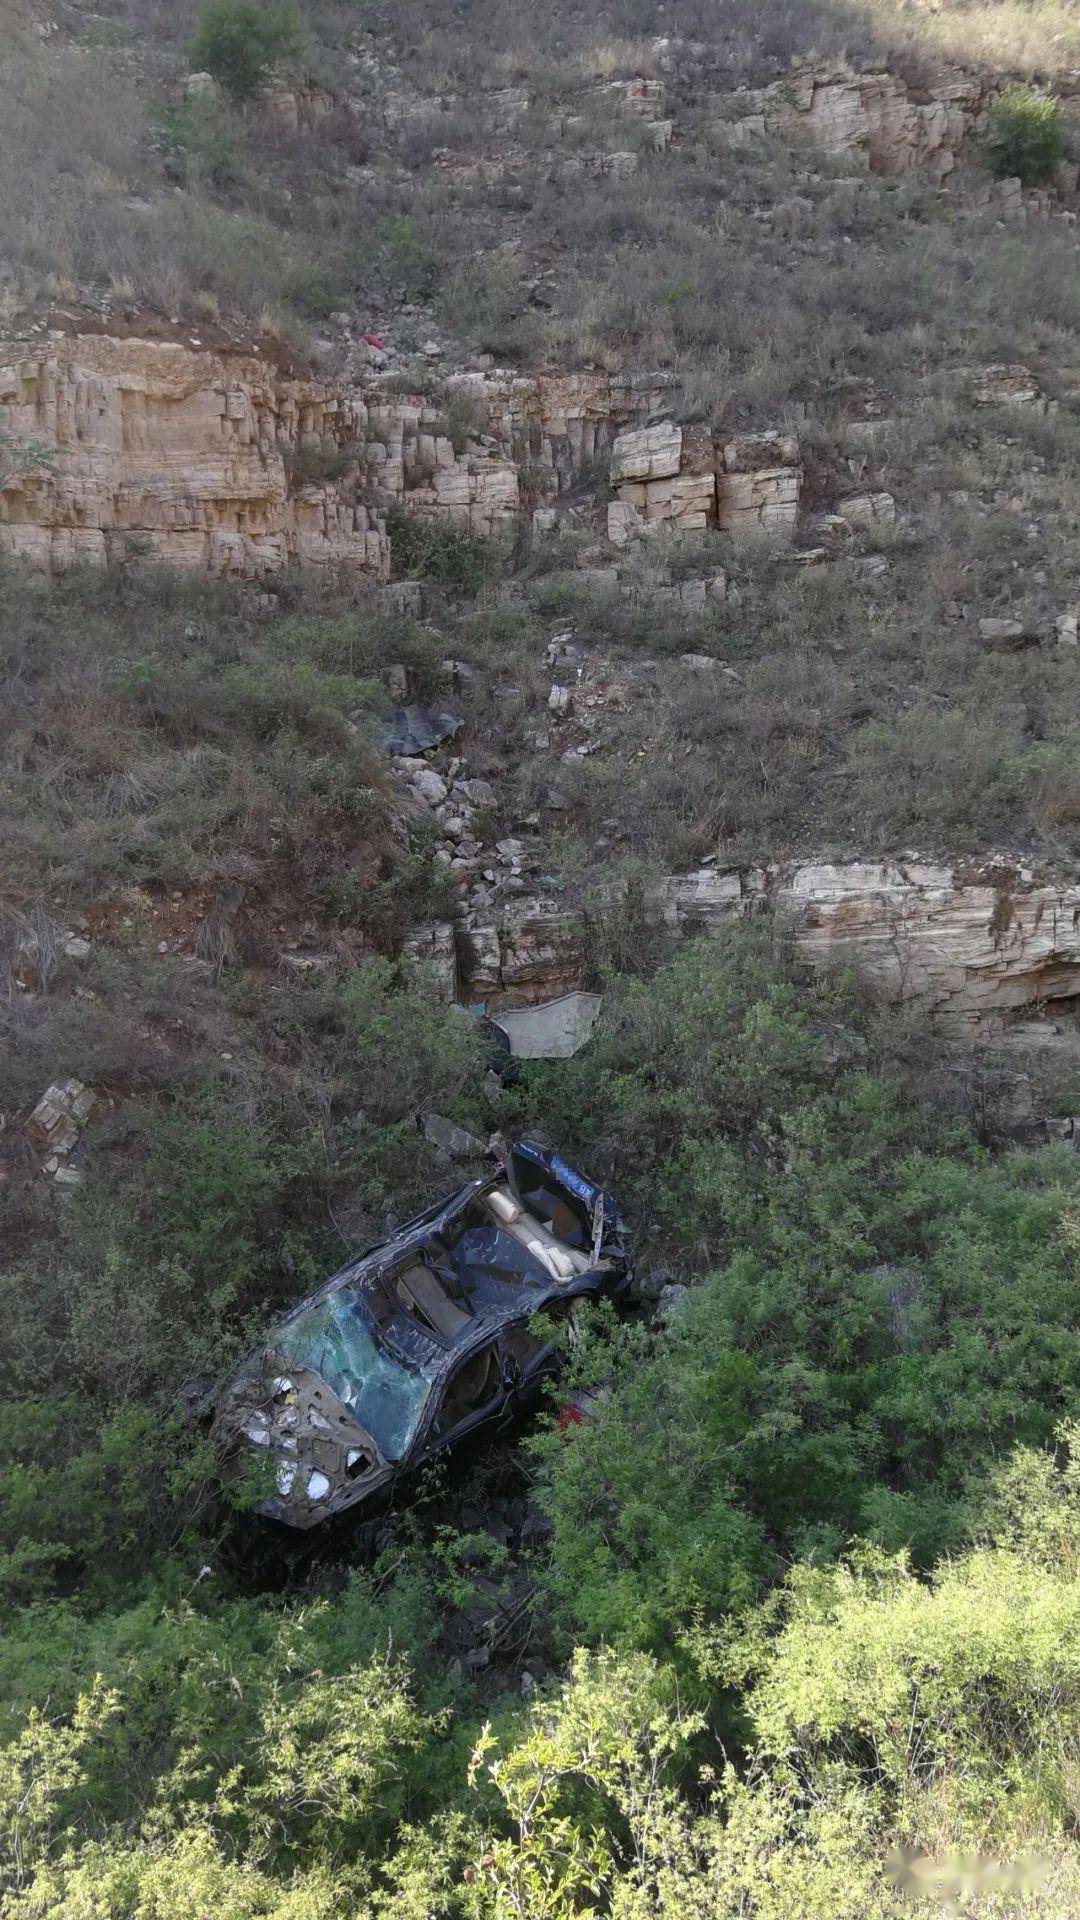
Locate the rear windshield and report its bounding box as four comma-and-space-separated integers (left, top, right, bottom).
281, 1294, 431, 1462
510, 1150, 593, 1249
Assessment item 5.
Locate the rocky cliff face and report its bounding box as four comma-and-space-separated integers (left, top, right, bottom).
6, 41, 1077, 585
453, 858, 1080, 1032
722, 57, 987, 179
0, 334, 683, 577
0, 333, 804, 578
0, 334, 391, 578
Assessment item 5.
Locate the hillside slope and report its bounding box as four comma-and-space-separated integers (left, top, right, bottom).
4, 5, 1080, 1915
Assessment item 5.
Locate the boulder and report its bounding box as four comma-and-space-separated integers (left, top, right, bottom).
26, 1079, 96, 1175
610, 422, 682, 485
977, 616, 1028, 649
607, 500, 647, 547
411, 768, 449, 806
837, 491, 896, 528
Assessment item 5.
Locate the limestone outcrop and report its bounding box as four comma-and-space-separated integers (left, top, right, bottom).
607, 422, 802, 544
0, 334, 687, 578
0, 334, 390, 579
455, 857, 1080, 1031
720, 57, 987, 180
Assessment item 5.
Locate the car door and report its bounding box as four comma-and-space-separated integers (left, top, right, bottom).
498, 1319, 556, 1415
424, 1341, 506, 1460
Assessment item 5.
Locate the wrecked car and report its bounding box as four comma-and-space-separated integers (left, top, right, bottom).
218, 1141, 630, 1529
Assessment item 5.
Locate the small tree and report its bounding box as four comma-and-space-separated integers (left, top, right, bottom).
983, 83, 1066, 184
190, 0, 303, 100
0, 413, 59, 492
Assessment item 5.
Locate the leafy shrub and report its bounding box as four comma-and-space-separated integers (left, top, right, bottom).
284, 435, 364, 487
387, 511, 501, 595
190, 0, 303, 100
283, 251, 355, 320
522, 933, 1080, 1644
337, 956, 482, 1130
0, 412, 60, 490
149, 96, 240, 189
982, 83, 1066, 184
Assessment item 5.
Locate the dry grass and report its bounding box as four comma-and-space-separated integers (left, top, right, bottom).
866, 0, 1080, 71
0, 568, 413, 919
5, 0, 1078, 357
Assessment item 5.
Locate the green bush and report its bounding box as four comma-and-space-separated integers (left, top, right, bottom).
14, 1444, 1080, 1920
386, 511, 501, 595
521, 933, 1080, 1645
983, 83, 1066, 184
190, 0, 303, 100
149, 96, 240, 189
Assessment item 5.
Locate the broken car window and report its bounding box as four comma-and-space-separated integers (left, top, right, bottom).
281, 1294, 430, 1462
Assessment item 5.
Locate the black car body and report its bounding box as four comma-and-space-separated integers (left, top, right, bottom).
219, 1141, 630, 1529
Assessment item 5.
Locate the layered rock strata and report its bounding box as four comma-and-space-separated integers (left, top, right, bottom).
447, 857, 1080, 1031
2, 329, 1061, 581
0, 335, 686, 577
607, 425, 802, 543
0, 334, 390, 578
719, 57, 987, 180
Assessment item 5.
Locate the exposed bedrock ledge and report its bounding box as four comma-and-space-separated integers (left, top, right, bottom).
0, 334, 391, 579
0, 332, 799, 577
0, 334, 682, 579
449, 857, 1080, 1030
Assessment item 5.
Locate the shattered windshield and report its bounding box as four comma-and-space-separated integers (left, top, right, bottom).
280, 1294, 431, 1462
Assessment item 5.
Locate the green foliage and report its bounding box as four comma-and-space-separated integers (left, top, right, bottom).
0, 1400, 221, 1604
524, 933, 1080, 1645
0, 568, 409, 916
338, 957, 482, 1128
727, 1427, 1080, 1865
386, 511, 501, 596
4, 1307, 1080, 1915
532, 1308, 770, 1646
0, 1074, 336, 1594
0, 1555, 479, 1916
190, 0, 303, 100
437, 254, 539, 361
0, 411, 60, 489
149, 94, 240, 188
470, 1647, 703, 1917
4, 580, 1080, 1907
982, 83, 1066, 184
0, 1679, 120, 1904
328, 957, 485, 1202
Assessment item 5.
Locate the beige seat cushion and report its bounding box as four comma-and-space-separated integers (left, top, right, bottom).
484, 1191, 593, 1278
396, 1264, 472, 1339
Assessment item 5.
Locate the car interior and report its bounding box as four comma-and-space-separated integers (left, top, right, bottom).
385, 1174, 601, 1347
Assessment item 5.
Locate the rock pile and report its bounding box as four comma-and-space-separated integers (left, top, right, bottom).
26, 1079, 96, 1188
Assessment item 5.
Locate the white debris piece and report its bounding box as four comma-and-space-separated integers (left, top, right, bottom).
493, 991, 603, 1059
